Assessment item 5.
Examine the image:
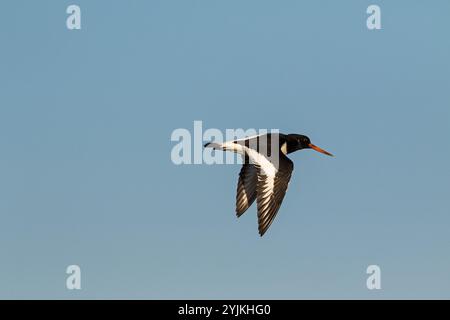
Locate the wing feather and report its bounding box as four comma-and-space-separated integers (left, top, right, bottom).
255, 155, 293, 236
236, 164, 258, 216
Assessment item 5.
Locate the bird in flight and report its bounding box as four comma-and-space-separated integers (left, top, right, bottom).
205, 133, 333, 236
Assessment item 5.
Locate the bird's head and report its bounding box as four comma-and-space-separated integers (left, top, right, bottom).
286, 134, 333, 156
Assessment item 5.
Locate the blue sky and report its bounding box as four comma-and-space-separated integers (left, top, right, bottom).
1, 0, 450, 299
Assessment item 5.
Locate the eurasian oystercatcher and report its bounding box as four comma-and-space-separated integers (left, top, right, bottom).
205, 133, 333, 236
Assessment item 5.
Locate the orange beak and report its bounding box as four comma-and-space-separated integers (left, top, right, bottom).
308, 143, 333, 157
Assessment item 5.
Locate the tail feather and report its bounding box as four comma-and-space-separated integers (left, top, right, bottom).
204, 142, 223, 149
205, 141, 243, 154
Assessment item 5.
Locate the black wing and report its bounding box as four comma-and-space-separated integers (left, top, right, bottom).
236, 164, 258, 217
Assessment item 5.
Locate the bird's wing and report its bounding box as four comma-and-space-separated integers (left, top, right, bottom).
236, 164, 258, 217
255, 154, 294, 236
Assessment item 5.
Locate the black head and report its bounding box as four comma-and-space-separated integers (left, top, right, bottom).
286, 134, 333, 156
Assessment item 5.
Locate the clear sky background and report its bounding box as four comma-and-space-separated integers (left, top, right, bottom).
1, 1, 449, 299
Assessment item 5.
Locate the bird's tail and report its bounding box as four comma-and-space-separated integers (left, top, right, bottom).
204, 142, 224, 150
204, 141, 242, 154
